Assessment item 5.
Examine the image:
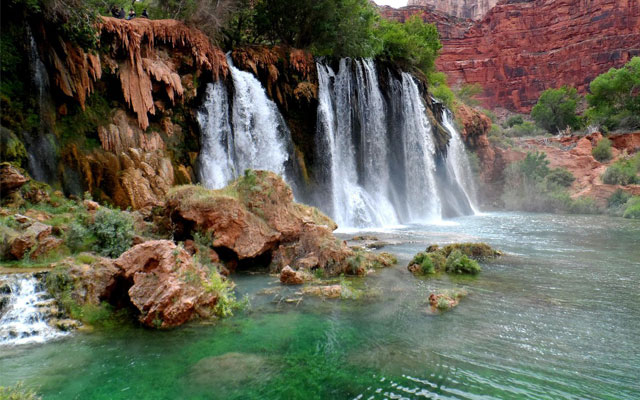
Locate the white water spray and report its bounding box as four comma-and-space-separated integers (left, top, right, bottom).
0, 274, 68, 346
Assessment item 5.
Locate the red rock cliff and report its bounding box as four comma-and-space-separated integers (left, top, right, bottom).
382, 0, 640, 112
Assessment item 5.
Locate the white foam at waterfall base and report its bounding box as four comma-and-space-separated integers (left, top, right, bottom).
198, 58, 290, 189
441, 111, 481, 215
0, 274, 68, 346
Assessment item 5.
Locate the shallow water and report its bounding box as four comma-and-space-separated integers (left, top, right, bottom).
1, 212, 639, 399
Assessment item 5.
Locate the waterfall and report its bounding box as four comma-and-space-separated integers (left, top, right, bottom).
197, 57, 480, 228
315, 60, 398, 227
25, 27, 58, 184
198, 57, 292, 189
314, 59, 447, 228
441, 111, 480, 214
0, 274, 67, 346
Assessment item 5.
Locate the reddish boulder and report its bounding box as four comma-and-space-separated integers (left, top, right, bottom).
115, 240, 219, 328
279, 266, 306, 285
0, 163, 28, 196
165, 171, 364, 277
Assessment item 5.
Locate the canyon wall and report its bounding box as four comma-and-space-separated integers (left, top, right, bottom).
407, 0, 499, 20
382, 0, 640, 112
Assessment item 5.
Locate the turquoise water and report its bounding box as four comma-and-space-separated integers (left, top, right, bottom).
1, 212, 639, 399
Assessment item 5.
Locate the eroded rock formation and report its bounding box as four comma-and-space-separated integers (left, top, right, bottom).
43, 17, 228, 130
407, 0, 498, 20
382, 0, 640, 111
49, 240, 222, 328
165, 171, 393, 276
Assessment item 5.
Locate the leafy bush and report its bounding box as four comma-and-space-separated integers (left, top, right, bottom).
531, 86, 582, 132
544, 168, 575, 189
502, 152, 601, 214
91, 208, 135, 258
408, 251, 446, 275
601, 154, 640, 185
444, 250, 481, 274
505, 115, 524, 128
376, 15, 441, 74
607, 189, 631, 208
623, 196, 640, 219
586, 57, 640, 131
428, 72, 455, 108
591, 138, 613, 162
455, 84, 482, 106
507, 121, 541, 137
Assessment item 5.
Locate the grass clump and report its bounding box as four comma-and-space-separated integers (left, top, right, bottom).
0, 382, 41, 400
408, 242, 500, 276
444, 250, 481, 275
591, 138, 613, 162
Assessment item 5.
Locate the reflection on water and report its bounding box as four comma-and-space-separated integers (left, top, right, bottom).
1, 213, 639, 399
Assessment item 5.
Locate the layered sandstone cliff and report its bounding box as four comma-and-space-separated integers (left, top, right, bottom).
382, 0, 640, 112
407, 0, 498, 20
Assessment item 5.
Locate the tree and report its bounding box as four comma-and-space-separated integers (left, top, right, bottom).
586, 57, 640, 131
376, 15, 441, 74
252, 0, 381, 58
531, 86, 581, 133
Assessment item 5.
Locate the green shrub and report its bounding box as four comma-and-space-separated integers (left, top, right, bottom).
531, 86, 582, 132
544, 168, 575, 189
591, 138, 613, 162
428, 72, 455, 109
409, 252, 446, 275
568, 197, 600, 214
439, 242, 501, 261
507, 121, 540, 137
623, 197, 640, 219
444, 250, 481, 274
607, 189, 631, 209
0, 382, 41, 400
601, 154, 640, 185
91, 208, 134, 258
505, 115, 524, 128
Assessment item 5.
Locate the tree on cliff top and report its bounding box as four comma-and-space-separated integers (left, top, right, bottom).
586, 57, 640, 132
531, 86, 582, 133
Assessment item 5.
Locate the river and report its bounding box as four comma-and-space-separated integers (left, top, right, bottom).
1, 212, 639, 399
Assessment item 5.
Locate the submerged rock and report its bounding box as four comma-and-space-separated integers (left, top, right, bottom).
428, 289, 468, 312
279, 266, 311, 285
188, 352, 278, 390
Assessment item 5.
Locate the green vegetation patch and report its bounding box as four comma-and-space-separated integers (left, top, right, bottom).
408, 242, 500, 276
601, 153, 640, 185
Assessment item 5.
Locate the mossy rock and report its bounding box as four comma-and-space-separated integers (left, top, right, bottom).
408, 242, 501, 276
0, 127, 28, 167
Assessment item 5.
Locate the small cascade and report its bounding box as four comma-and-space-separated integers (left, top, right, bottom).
0, 274, 67, 346
441, 111, 480, 215
198, 57, 293, 190
25, 27, 58, 184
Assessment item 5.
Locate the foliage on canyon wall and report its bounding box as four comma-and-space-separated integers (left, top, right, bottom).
586, 57, 640, 132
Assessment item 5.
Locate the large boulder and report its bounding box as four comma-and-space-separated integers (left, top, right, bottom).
47, 241, 226, 329
114, 240, 218, 328
165, 171, 377, 276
